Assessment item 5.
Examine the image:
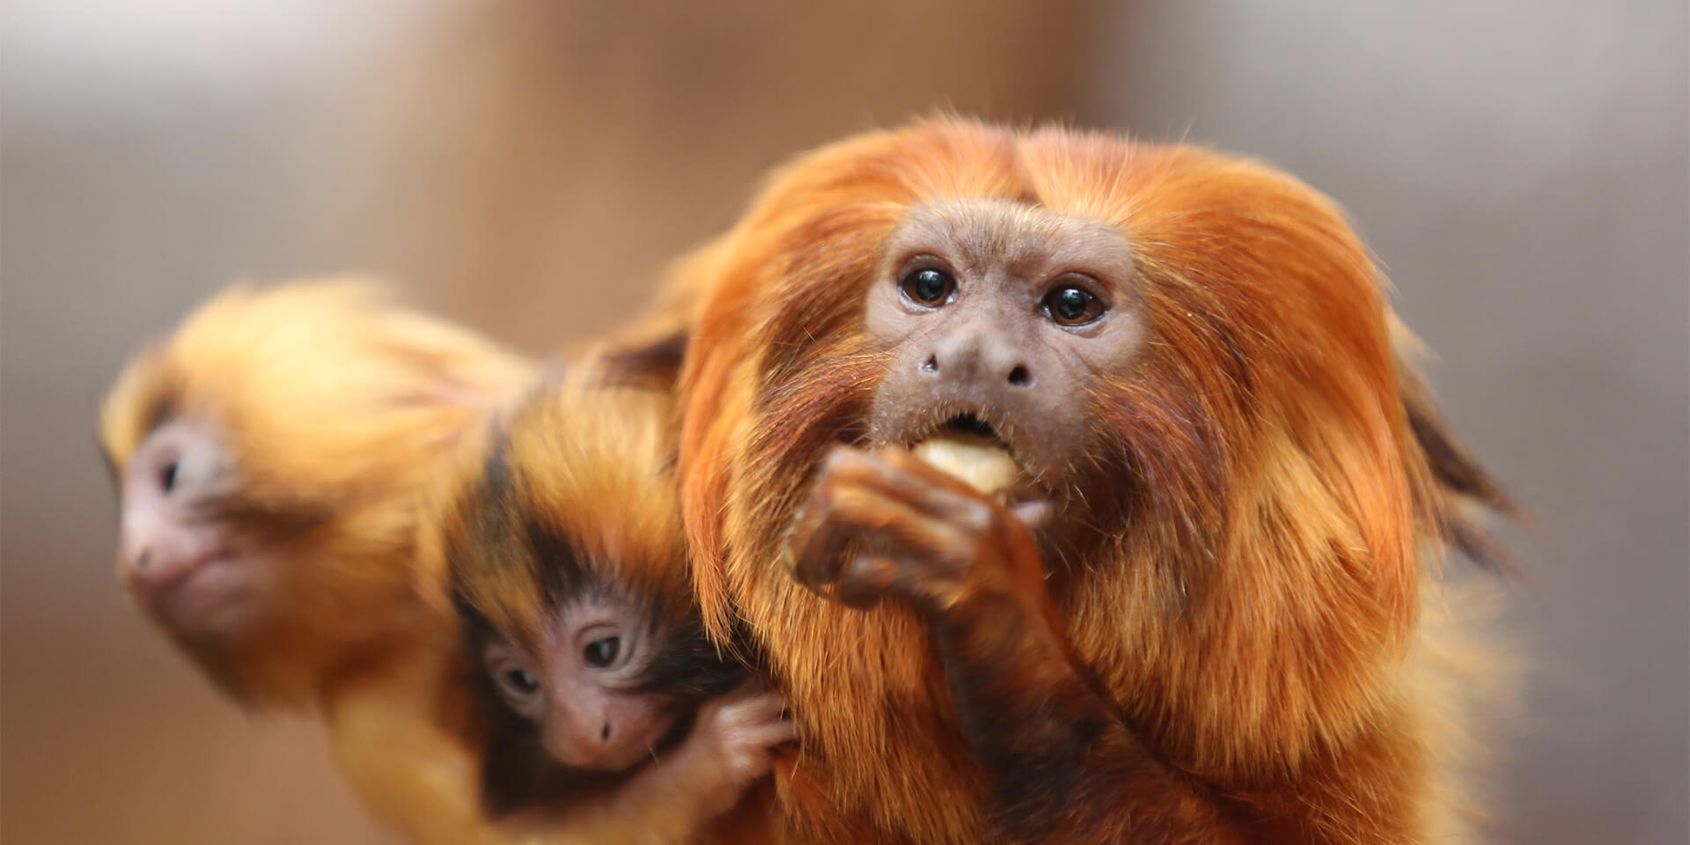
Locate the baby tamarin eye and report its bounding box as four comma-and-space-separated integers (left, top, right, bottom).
502, 668, 540, 697
899, 265, 955, 307
583, 636, 621, 668
485, 645, 545, 715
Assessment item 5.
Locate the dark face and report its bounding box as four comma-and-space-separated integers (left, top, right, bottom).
864, 199, 1146, 496
481, 592, 679, 772
116, 419, 267, 636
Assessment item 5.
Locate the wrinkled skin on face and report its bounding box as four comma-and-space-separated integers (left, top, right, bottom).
480, 591, 681, 772
792, 198, 1150, 614
865, 198, 1146, 501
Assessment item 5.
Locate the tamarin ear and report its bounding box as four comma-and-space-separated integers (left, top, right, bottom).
1398, 365, 1522, 572
596, 327, 690, 392
591, 251, 707, 393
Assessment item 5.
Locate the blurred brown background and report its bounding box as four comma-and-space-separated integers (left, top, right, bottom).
2, 1, 1684, 842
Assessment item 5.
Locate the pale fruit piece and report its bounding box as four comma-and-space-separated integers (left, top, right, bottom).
913, 432, 1020, 495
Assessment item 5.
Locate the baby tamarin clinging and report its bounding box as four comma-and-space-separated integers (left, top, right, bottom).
100, 280, 534, 844
434, 361, 793, 842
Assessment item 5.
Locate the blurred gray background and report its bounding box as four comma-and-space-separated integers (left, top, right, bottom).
2, 1, 1684, 842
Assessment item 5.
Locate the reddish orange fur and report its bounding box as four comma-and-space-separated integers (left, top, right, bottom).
675, 120, 1502, 843
100, 279, 533, 844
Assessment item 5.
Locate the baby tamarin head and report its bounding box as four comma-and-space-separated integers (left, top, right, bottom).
436, 362, 755, 814
99, 280, 530, 706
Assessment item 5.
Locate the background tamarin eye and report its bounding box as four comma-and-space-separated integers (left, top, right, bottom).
1041, 284, 1105, 326
583, 636, 621, 668
159, 459, 180, 493
899, 267, 955, 307
500, 668, 540, 698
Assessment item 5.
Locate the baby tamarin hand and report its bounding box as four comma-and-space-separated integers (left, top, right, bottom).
666, 680, 794, 819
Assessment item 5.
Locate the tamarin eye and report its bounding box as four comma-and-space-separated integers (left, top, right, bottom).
501, 668, 540, 697
900, 267, 955, 307
583, 636, 621, 668
160, 459, 180, 493
1043, 285, 1105, 326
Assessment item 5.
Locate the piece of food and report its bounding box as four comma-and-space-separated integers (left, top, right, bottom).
913, 433, 1020, 495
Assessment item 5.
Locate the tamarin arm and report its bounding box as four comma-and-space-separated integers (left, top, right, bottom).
791, 445, 1243, 845
933, 593, 1241, 845
548, 752, 724, 845
549, 682, 790, 845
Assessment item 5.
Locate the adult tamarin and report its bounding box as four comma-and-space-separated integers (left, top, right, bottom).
100, 280, 533, 844
673, 120, 1513, 843
434, 363, 793, 843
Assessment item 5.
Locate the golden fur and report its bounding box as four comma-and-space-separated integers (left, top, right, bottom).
100, 279, 533, 844
431, 361, 692, 655
423, 358, 783, 844
673, 120, 1510, 843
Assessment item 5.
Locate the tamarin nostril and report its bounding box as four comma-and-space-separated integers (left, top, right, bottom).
921, 355, 939, 373
1007, 365, 1032, 387
601, 723, 611, 742
134, 549, 152, 570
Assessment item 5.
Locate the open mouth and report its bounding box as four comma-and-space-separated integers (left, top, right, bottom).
909, 411, 1024, 497
943, 412, 999, 439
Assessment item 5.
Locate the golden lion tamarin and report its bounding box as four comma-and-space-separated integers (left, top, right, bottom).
673, 120, 1513, 843
431, 362, 793, 843
100, 280, 533, 844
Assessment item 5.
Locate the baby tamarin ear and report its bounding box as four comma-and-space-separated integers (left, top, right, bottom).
99, 278, 531, 707
433, 359, 792, 839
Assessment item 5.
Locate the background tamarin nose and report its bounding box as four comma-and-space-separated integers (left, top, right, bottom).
121, 544, 192, 593
119, 525, 158, 581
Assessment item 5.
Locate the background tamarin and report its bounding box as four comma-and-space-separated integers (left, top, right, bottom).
99, 280, 534, 844
674, 120, 1513, 843
435, 362, 793, 843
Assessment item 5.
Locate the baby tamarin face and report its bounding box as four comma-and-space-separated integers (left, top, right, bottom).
440, 365, 787, 818
479, 589, 682, 771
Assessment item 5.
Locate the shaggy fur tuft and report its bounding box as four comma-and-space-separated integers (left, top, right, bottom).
675, 120, 1513, 843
